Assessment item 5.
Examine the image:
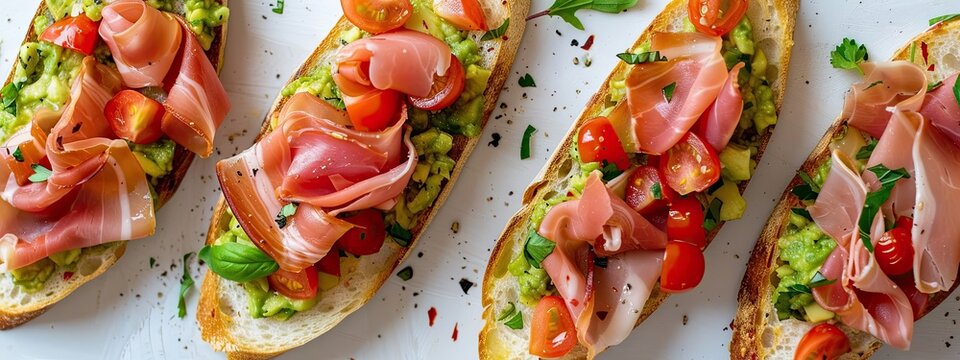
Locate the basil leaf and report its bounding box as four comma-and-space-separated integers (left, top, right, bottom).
524, 231, 556, 269
856, 139, 878, 160
396, 266, 413, 281
930, 14, 960, 26
808, 271, 835, 289
954, 73, 960, 108
857, 164, 910, 252
482, 19, 509, 41
651, 183, 662, 200
521, 125, 537, 160
497, 302, 524, 330
178, 252, 195, 318
616, 51, 666, 65
28, 164, 52, 183
388, 223, 413, 247
786, 283, 811, 295
662, 82, 677, 102
199, 243, 279, 282
791, 207, 813, 221
830, 38, 869, 74
274, 202, 298, 229
12, 146, 24, 162
1, 82, 20, 115
518, 73, 536, 88
600, 161, 622, 181
541, 0, 639, 30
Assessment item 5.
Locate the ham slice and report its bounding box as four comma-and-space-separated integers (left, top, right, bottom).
842, 61, 927, 138
864, 112, 919, 219
99, 0, 183, 88
333, 30, 452, 98
919, 74, 960, 145
809, 151, 866, 242
623, 32, 728, 154
698, 62, 745, 151
216, 96, 416, 272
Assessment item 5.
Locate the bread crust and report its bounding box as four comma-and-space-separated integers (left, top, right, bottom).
0, 0, 230, 330
197, 1, 531, 358
479, 0, 799, 358
730, 19, 960, 360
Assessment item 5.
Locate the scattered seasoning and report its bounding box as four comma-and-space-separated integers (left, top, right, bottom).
451, 221, 460, 234
428, 306, 438, 326
682, 314, 689, 325
452, 323, 459, 341
580, 35, 595, 50
488, 132, 501, 147
63, 271, 74, 281
458, 278, 474, 294
397, 266, 414, 281
518, 73, 536, 88
177, 252, 195, 318
573, 57, 580, 65
11, 146, 23, 162
520, 125, 537, 160
274, 202, 298, 229
271, 0, 285, 14
28, 164, 52, 183
149, 257, 156, 268
583, 54, 592, 67
570, 39, 579, 47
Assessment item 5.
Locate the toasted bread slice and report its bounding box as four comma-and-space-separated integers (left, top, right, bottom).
729, 19, 960, 360
0, 0, 230, 330
479, 0, 799, 358
196, 1, 530, 358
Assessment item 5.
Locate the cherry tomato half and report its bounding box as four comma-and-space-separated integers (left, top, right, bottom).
875, 227, 913, 276
268, 267, 319, 300
338, 209, 387, 256
344, 88, 403, 132
893, 274, 929, 319
315, 247, 341, 277
794, 323, 851, 360
104, 90, 165, 144
577, 117, 631, 171
529, 295, 577, 358
625, 165, 677, 215
340, 0, 413, 34
40, 14, 99, 55
409, 55, 466, 111
667, 197, 707, 249
659, 241, 705, 293
433, 0, 488, 31
660, 131, 721, 195
687, 0, 748, 36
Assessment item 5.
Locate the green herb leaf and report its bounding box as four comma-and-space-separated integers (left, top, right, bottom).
953, 74, 960, 108
198, 243, 280, 282
864, 80, 884, 90
651, 183, 663, 200
856, 139, 878, 160
662, 82, 677, 102
178, 252, 195, 319
482, 19, 510, 41
521, 125, 537, 160
28, 164, 52, 183
930, 14, 960, 26
274, 202, 298, 229
149, 257, 156, 268
928, 80, 944, 92
808, 271, 835, 289
616, 51, 666, 65
785, 283, 811, 295
396, 266, 413, 281
830, 38, 869, 74
857, 164, 910, 252
524, 231, 556, 269
271, 0, 284, 14
1, 82, 20, 115
497, 302, 524, 330
703, 218, 717, 232
388, 223, 413, 247
541, 0, 639, 30
12, 147, 24, 162
600, 161, 622, 181
791, 207, 812, 221
518, 73, 536, 87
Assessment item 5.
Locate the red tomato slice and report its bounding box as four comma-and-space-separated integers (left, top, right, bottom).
667, 197, 707, 249
344, 88, 403, 132
340, 0, 413, 34
39, 14, 100, 55
104, 90, 165, 144
315, 247, 341, 277
794, 323, 851, 360
875, 226, 913, 276
687, 0, 748, 36
409, 55, 466, 111
529, 295, 577, 358
659, 241, 705, 293
625, 165, 678, 215
268, 267, 319, 300
433, 0, 488, 31
338, 209, 387, 256
660, 132, 721, 195
577, 117, 631, 170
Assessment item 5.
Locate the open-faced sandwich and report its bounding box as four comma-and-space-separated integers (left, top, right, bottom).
730, 16, 960, 360
480, 0, 798, 358
196, 0, 529, 358
0, 0, 229, 328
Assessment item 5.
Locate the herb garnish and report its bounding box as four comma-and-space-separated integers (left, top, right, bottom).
199, 243, 280, 282
662, 82, 677, 102
271, 0, 284, 14
857, 164, 910, 252
149, 257, 156, 268
616, 51, 667, 65
28, 164, 52, 183
497, 302, 524, 330
274, 202, 298, 229
178, 252, 195, 318
1, 82, 20, 115
808, 271, 835, 289
482, 19, 510, 41
929, 14, 960, 26
830, 38, 869, 74
12, 147, 24, 162
791, 170, 820, 201
651, 183, 663, 200
856, 139, 877, 160
864, 80, 884, 90
953, 74, 960, 108
791, 207, 812, 221
524, 231, 556, 269
703, 198, 722, 232
388, 223, 412, 246
518, 73, 536, 87
526, 0, 639, 30
520, 125, 537, 160
396, 266, 413, 281
600, 161, 622, 181
928, 80, 944, 92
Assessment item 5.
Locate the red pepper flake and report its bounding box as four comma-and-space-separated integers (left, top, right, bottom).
428, 307, 437, 327
452, 322, 459, 341
580, 35, 595, 51
921, 41, 930, 64
63, 271, 74, 281
928, 63, 936, 71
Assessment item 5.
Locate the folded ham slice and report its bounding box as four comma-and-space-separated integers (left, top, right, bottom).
99, 0, 183, 88
216, 94, 416, 272
842, 61, 927, 138
919, 74, 960, 145
333, 30, 452, 98
698, 62, 745, 151
623, 32, 728, 154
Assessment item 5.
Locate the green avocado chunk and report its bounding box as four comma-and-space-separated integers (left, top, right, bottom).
11, 258, 55, 293
774, 212, 837, 321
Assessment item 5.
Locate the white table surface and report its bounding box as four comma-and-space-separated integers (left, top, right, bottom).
2, 0, 960, 359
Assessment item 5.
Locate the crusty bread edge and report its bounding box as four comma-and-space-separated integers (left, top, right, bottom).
729, 19, 960, 360
196, 2, 532, 358
478, 0, 800, 358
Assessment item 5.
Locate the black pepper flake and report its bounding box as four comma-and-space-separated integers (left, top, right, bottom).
488, 133, 501, 147
458, 278, 474, 294
555, 30, 562, 36
570, 39, 579, 47
683, 315, 689, 325
252, 168, 259, 176
596, 311, 608, 321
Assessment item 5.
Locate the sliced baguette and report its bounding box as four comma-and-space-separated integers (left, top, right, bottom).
479, 0, 799, 358
729, 19, 960, 360
196, 1, 530, 358
0, 0, 230, 330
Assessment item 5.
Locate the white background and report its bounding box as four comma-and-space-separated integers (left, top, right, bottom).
2, 0, 960, 359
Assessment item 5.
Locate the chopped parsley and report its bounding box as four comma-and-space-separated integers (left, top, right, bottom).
497, 302, 524, 330
523, 230, 556, 269
271, 0, 284, 14
520, 125, 537, 160
662, 82, 677, 102
616, 51, 667, 65
830, 38, 869, 74
12, 147, 24, 162
518, 73, 536, 88
396, 266, 413, 281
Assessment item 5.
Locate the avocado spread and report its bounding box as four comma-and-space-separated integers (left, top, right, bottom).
774, 211, 837, 321
10, 248, 81, 292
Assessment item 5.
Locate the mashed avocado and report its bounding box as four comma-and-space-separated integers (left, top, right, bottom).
0, 42, 83, 141
508, 251, 552, 307
10, 248, 82, 292
183, 0, 230, 50
391, 128, 456, 228
131, 139, 176, 180
774, 211, 837, 321
281, 65, 344, 111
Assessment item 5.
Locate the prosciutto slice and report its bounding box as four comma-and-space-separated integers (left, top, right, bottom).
698, 62, 745, 151
842, 61, 927, 138
99, 0, 183, 88
919, 74, 960, 145
333, 30, 452, 98
216, 95, 416, 272
623, 32, 728, 154
809, 151, 866, 241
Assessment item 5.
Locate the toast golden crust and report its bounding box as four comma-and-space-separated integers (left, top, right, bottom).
730, 19, 960, 360
479, 0, 799, 358
197, 1, 531, 358
0, 0, 229, 330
